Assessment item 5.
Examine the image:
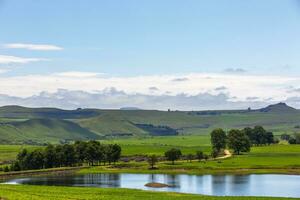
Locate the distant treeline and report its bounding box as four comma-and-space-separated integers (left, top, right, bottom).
9, 141, 121, 172
243, 126, 275, 145
281, 133, 300, 144
136, 124, 178, 136
211, 126, 276, 155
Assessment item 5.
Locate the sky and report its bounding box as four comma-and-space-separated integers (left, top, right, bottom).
0, 0, 300, 110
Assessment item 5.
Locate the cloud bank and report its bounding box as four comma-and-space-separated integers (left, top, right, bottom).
4, 43, 63, 51
0, 72, 299, 110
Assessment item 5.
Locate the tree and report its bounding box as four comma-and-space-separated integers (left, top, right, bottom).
210, 128, 226, 153
17, 149, 30, 169
85, 141, 98, 166
288, 133, 300, 144
266, 132, 274, 145
211, 148, 219, 158
227, 129, 251, 155
110, 144, 121, 164
289, 137, 297, 144
28, 149, 44, 169
252, 126, 267, 145
165, 148, 182, 165
244, 126, 274, 146
295, 133, 300, 144
147, 154, 158, 169
10, 161, 21, 171
243, 127, 254, 145
186, 154, 194, 163
62, 144, 77, 167
196, 150, 204, 162
10, 140, 122, 172
55, 145, 65, 167
280, 133, 290, 141
44, 144, 56, 168
74, 141, 88, 165
3, 166, 9, 172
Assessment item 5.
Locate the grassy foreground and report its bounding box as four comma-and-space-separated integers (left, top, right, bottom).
0, 184, 297, 200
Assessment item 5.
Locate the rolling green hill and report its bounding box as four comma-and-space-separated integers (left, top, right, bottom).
0, 105, 100, 119
0, 118, 100, 144
0, 103, 300, 144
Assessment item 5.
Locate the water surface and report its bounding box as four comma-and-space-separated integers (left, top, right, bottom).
3, 173, 300, 197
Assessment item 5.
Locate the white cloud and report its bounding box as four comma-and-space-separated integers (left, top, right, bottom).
0, 72, 299, 109
224, 68, 247, 73
0, 55, 47, 64
4, 43, 63, 51
55, 71, 104, 78
0, 89, 272, 110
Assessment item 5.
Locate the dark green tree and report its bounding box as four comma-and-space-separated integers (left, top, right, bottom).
210, 128, 226, 153
74, 141, 88, 165
62, 144, 77, 166
186, 154, 194, 163
110, 144, 121, 164
44, 144, 56, 168
227, 129, 251, 155
196, 150, 204, 162
147, 154, 158, 169
211, 148, 219, 158
165, 148, 182, 165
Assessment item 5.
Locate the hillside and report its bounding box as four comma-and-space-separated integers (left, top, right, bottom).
0, 105, 100, 119
0, 118, 100, 144
0, 103, 300, 144
78, 114, 147, 137
258, 102, 297, 113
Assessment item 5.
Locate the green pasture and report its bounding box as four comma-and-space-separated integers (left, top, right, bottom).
0, 184, 296, 200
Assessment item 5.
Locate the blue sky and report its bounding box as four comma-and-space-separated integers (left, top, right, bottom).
1, 0, 300, 76
0, 0, 300, 109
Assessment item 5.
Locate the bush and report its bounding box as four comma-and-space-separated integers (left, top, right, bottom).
196, 150, 204, 161
3, 166, 9, 172
289, 137, 297, 144
186, 154, 194, 162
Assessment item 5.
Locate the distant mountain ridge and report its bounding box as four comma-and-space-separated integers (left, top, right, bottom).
258, 102, 297, 113
0, 105, 100, 119
0, 103, 300, 144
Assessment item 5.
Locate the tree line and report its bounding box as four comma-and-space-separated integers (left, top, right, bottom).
281, 133, 300, 144
147, 149, 209, 168
211, 126, 276, 155
9, 141, 121, 172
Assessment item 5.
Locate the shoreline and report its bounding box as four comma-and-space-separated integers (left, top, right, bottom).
2, 165, 300, 180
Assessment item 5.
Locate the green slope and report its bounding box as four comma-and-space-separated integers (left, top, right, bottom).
1, 103, 300, 143
0, 105, 100, 119
78, 113, 147, 137
0, 118, 100, 144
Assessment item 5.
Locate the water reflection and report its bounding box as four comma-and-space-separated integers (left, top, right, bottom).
2, 173, 300, 198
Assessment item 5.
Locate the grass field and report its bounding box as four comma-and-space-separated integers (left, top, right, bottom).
0, 145, 38, 164
102, 135, 211, 155
76, 144, 300, 175
1, 137, 300, 170
0, 184, 297, 200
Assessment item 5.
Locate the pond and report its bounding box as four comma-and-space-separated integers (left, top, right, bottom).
2, 173, 300, 197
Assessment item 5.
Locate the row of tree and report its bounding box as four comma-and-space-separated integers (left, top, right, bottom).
285, 133, 300, 144
149, 149, 208, 166
10, 141, 121, 171
211, 126, 275, 155
243, 126, 275, 145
